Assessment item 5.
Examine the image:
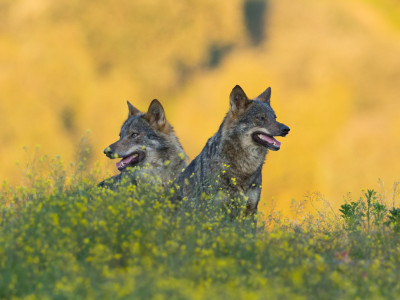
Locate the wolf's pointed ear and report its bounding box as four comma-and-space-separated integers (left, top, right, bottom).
256, 87, 271, 105
145, 99, 166, 129
229, 85, 250, 116
127, 101, 141, 117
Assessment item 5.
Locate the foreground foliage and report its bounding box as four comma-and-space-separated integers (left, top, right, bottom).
1, 157, 400, 299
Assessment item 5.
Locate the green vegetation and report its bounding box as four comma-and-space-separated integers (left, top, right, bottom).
1, 153, 400, 299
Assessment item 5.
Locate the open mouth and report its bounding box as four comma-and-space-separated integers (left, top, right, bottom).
116, 152, 145, 171
252, 132, 282, 151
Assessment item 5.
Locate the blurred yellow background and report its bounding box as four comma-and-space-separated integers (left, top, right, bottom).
1, 0, 400, 213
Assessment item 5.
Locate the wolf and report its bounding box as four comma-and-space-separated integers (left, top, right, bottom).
99, 99, 188, 188
175, 85, 290, 215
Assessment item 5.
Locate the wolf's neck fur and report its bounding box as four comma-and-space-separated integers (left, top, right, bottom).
161, 131, 188, 181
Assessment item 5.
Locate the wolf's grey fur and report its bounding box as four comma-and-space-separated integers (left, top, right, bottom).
175, 85, 290, 215
99, 99, 188, 188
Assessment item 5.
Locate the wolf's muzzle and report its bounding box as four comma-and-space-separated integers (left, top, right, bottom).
280, 125, 290, 137
104, 146, 115, 158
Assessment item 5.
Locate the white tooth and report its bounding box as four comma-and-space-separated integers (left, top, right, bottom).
273, 142, 276, 146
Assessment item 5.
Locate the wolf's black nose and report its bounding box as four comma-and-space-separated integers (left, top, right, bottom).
280, 125, 290, 136
104, 147, 113, 157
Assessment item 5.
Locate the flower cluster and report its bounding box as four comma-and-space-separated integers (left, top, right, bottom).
0, 155, 400, 299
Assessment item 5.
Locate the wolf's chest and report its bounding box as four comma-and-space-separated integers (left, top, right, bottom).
219, 171, 261, 207
244, 187, 261, 210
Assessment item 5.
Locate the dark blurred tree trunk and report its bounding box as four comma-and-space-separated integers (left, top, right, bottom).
244, 0, 268, 45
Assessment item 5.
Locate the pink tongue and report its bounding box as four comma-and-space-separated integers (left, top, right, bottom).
259, 134, 281, 147
116, 154, 136, 169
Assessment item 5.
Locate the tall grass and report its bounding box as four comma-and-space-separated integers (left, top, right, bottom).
1, 150, 400, 299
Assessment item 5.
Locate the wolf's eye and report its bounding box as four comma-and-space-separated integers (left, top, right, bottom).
258, 116, 266, 122
130, 132, 139, 138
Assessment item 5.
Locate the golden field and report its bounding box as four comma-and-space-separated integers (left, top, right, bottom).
1, 0, 400, 213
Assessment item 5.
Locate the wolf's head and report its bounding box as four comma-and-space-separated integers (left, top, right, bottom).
224, 85, 290, 152
104, 100, 187, 173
